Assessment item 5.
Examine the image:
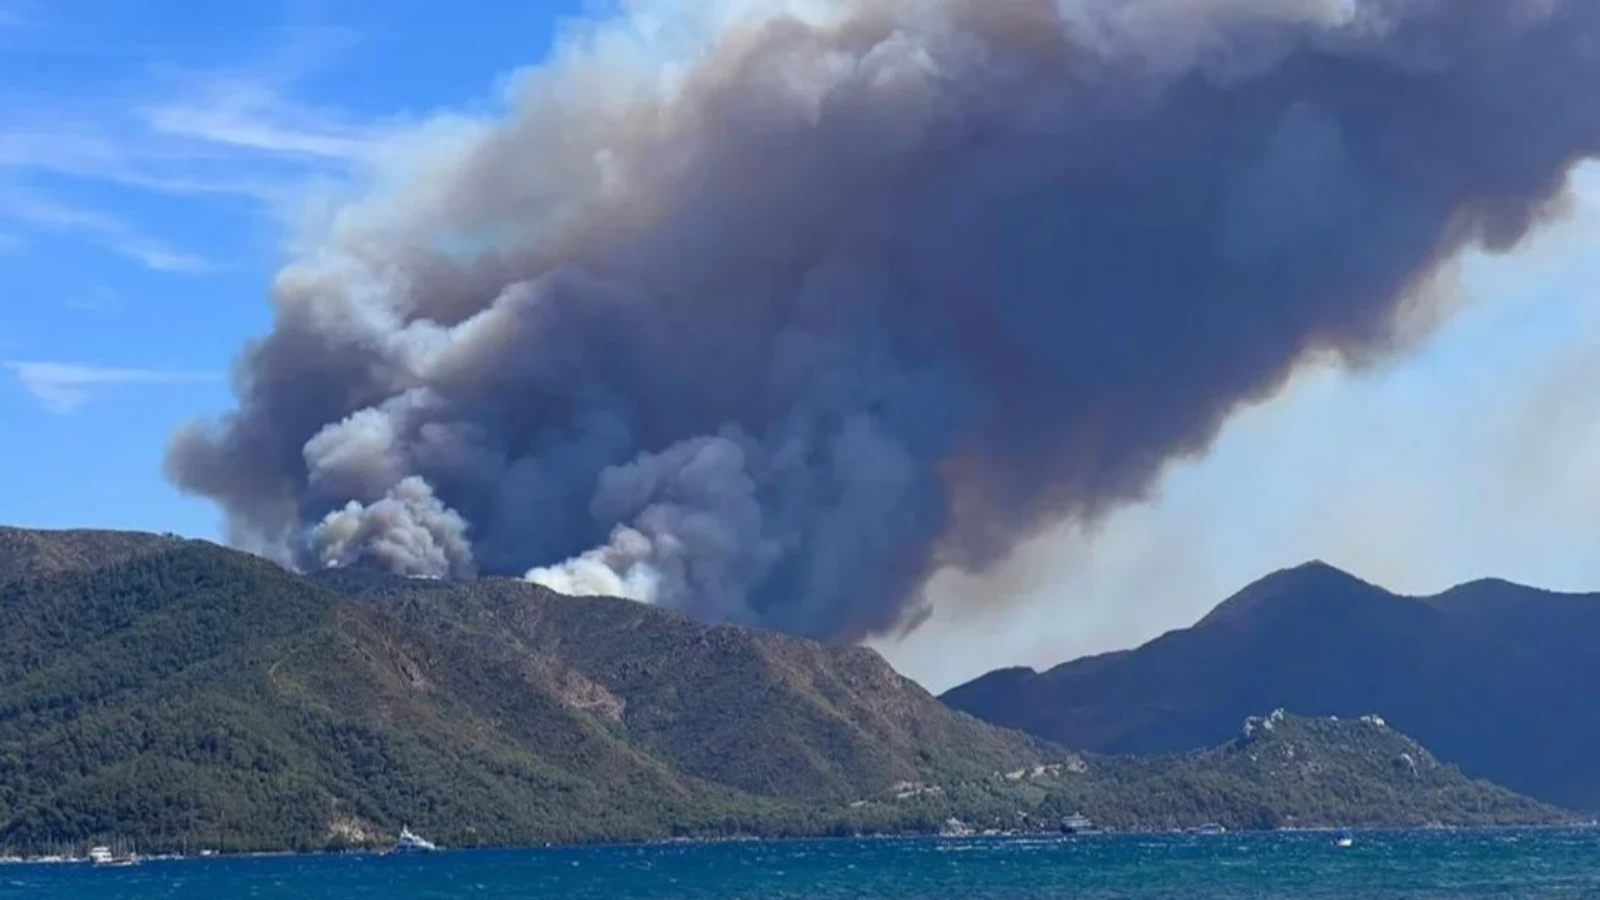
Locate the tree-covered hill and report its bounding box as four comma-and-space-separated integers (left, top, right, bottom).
1039, 711, 1563, 832
942, 561, 1600, 812
0, 530, 1572, 854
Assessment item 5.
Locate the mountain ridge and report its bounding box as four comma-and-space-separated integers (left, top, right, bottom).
0, 530, 1573, 852
942, 560, 1600, 812
0, 525, 183, 584
2, 534, 1051, 851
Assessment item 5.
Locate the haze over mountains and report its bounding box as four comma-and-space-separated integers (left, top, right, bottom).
0, 526, 1565, 852
943, 562, 1600, 813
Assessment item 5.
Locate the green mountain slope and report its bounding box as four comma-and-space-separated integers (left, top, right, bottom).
0, 526, 180, 584
0, 531, 1572, 853
1047, 711, 1562, 831
361, 578, 1054, 800
0, 535, 1052, 852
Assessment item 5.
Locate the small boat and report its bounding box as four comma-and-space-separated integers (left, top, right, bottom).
1060, 813, 1102, 836
88, 845, 138, 867
939, 818, 974, 838
389, 826, 440, 853
1190, 823, 1227, 836
1333, 828, 1354, 848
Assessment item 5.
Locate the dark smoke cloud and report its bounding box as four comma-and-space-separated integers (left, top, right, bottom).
168, 0, 1600, 642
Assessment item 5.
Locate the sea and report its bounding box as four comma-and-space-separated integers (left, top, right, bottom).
4, 828, 1599, 899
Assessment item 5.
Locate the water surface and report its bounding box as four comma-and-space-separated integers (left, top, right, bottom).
5, 828, 1598, 898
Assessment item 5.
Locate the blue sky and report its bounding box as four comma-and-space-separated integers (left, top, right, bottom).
0, 0, 585, 536
3, 0, 1598, 687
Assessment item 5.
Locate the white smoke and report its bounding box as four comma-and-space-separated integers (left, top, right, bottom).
312, 476, 474, 578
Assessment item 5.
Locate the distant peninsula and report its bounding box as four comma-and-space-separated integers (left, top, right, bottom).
944, 560, 1600, 814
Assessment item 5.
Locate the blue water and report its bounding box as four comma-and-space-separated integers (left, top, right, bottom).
5, 829, 1600, 899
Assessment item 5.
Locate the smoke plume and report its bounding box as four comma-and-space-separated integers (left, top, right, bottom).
168, 0, 1600, 642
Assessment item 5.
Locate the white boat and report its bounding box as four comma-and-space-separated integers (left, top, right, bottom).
88, 845, 138, 867
1333, 828, 1355, 848
389, 827, 440, 853
1060, 813, 1102, 835
938, 818, 975, 838
1190, 823, 1227, 835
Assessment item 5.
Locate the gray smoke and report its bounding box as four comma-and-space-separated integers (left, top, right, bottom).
168, 0, 1600, 642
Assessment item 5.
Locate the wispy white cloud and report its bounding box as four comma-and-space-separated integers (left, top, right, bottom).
0, 189, 216, 273
141, 79, 381, 162
4, 360, 220, 415
135, 23, 382, 166
0, 21, 388, 262
0, 129, 294, 206
0, 88, 367, 208
0, 193, 215, 272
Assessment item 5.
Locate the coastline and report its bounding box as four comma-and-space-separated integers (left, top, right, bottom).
4, 820, 1592, 866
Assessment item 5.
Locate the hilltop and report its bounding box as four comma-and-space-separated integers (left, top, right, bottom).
0, 526, 181, 583
943, 561, 1600, 812
1066, 710, 1559, 831
0, 532, 1571, 852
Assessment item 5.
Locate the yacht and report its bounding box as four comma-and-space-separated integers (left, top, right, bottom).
88, 845, 137, 867
389, 827, 440, 853
1333, 828, 1355, 848
939, 818, 975, 838
1060, 813, 1102, 835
